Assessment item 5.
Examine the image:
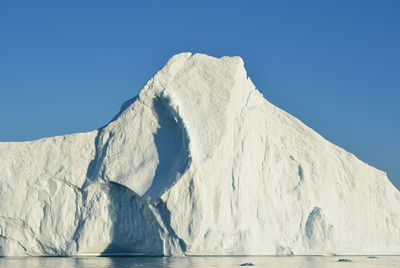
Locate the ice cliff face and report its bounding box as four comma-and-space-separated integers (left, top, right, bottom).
0, 53, 399, 256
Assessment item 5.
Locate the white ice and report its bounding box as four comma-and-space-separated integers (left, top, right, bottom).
0, 53, 399, 256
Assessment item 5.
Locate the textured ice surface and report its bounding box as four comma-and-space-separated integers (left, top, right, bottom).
0, 53, 399, 256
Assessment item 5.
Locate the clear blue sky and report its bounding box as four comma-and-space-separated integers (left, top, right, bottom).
0, 1, 399, 189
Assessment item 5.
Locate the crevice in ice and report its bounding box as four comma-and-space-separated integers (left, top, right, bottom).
292, 160, 305, 191
84, 128, 113, 188
85, 131, 101, 185
231, 173, 236, 191
151, 198, 187, 254
64, 179, 184, 256
305, 207, 321, 240
66, 187, 87, 254
144, 96, 191, 198
0, 235, 28, 255
239, 88, 254, 117
68, 182, 166, 256
298, 164, 304, 182
304, 206, 334, 250
99, 182, 164, 256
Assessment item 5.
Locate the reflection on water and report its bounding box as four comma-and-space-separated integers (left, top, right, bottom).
0, 256, 399, 268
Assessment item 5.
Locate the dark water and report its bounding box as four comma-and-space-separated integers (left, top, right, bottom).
0, 256, 399, 268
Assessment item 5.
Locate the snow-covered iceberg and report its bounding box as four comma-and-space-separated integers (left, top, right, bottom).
0, 53, 399, 256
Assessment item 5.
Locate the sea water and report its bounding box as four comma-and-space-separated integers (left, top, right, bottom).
0, 256, 399, 268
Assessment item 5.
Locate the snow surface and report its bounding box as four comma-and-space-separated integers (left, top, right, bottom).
0, 53, 399, 256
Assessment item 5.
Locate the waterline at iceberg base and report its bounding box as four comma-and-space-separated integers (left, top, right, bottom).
0, 53, 399, 257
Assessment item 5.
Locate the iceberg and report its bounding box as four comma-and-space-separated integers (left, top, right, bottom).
0, 53, 399, 256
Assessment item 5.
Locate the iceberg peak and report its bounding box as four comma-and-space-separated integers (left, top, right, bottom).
138, 52, 247, 99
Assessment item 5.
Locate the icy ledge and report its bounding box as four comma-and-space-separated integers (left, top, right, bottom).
0, 53, 399, 256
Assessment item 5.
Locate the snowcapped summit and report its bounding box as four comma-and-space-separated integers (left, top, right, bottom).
0, 53, 399, 257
